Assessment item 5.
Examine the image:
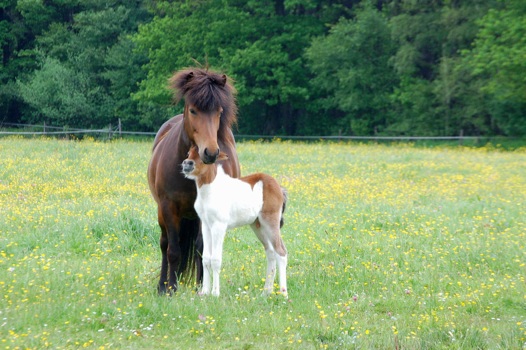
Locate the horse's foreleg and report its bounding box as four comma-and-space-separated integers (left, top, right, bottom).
160, 204, 182, 294
158, 226, 169, 294
157, 208, 173, 295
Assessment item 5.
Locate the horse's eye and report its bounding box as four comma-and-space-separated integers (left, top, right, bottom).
189, 109, 197, 115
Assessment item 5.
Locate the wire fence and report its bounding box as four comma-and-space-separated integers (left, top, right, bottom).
0, 121, 489, 143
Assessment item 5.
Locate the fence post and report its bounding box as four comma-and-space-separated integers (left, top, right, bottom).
43, 121, 46, 135
118, 119, 122, 138
459, 129, 464, 146
108, 123, 112, 139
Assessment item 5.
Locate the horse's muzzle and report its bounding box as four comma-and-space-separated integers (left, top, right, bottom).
202, 147, 220, 164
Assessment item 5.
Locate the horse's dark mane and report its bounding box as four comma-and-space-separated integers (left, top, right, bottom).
169, 68, 238, 137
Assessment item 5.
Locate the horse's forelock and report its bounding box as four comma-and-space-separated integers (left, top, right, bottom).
170, 68, 238, 131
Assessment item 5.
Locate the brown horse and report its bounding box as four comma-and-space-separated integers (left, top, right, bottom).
148, 68, 240, 294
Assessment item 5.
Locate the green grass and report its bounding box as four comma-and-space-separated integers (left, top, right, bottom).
1, 137, 525, 349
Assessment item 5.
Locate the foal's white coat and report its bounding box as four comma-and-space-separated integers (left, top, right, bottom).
182, 147, 288, 297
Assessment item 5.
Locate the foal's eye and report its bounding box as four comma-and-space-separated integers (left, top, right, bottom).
189, 109, 197, 115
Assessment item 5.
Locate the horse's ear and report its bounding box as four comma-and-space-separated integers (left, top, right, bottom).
209, 74, 227, 87
185, 71, 195, 84
169, 70, 195, 101
219, 74, 227, 87
218, 151, 229, 161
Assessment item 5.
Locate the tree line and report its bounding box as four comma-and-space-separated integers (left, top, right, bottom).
1, 0, 525, 137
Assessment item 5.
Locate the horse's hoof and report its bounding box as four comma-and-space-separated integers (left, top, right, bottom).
158, 284, 176, 296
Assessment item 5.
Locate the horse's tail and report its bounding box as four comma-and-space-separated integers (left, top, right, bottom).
280, 187, 288, 228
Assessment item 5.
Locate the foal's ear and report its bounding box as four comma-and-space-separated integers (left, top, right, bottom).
218, 151, 229, 161
188, 145, 199, 158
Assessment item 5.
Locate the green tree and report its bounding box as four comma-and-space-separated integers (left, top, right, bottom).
306, 3, 396, 135
388, 0, 497, 136
226, 1, 323, 135
16, 2, 149, 128
461, 0, 526, 135
1, 0, 40, 122
466, 1, 526, 102
133, 0, 325, 134
17, 57, 104, 126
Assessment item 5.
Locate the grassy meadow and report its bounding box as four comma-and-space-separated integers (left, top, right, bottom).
1, 137, 525, 349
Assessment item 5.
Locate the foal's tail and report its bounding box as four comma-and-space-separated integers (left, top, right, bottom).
280, 187, 288, 228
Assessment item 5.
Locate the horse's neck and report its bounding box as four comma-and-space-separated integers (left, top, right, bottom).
175, 115, 193, 149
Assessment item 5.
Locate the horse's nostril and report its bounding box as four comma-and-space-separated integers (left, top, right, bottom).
204, 148, 220, 157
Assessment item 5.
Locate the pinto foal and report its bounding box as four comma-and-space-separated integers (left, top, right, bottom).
182, 146, 288, 297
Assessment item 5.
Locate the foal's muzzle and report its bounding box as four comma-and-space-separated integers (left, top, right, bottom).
181, 159, 195, 175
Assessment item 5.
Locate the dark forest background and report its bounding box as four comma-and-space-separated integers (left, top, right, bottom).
1, 0, 525, 136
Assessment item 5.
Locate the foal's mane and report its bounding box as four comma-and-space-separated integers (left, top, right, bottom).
169, 68, 238, 140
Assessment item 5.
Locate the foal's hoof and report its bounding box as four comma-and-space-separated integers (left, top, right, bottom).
261, 289, 272, 297
261, 289, 288, 298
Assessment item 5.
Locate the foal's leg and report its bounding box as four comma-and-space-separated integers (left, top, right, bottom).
250, 222, 275, 295
263, 246, 277, 295
210, 223, 227, 296
195, 223, 204, 286
200, 222, 213, 295
274, 234, 288, 297
251, 217, 288, 297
